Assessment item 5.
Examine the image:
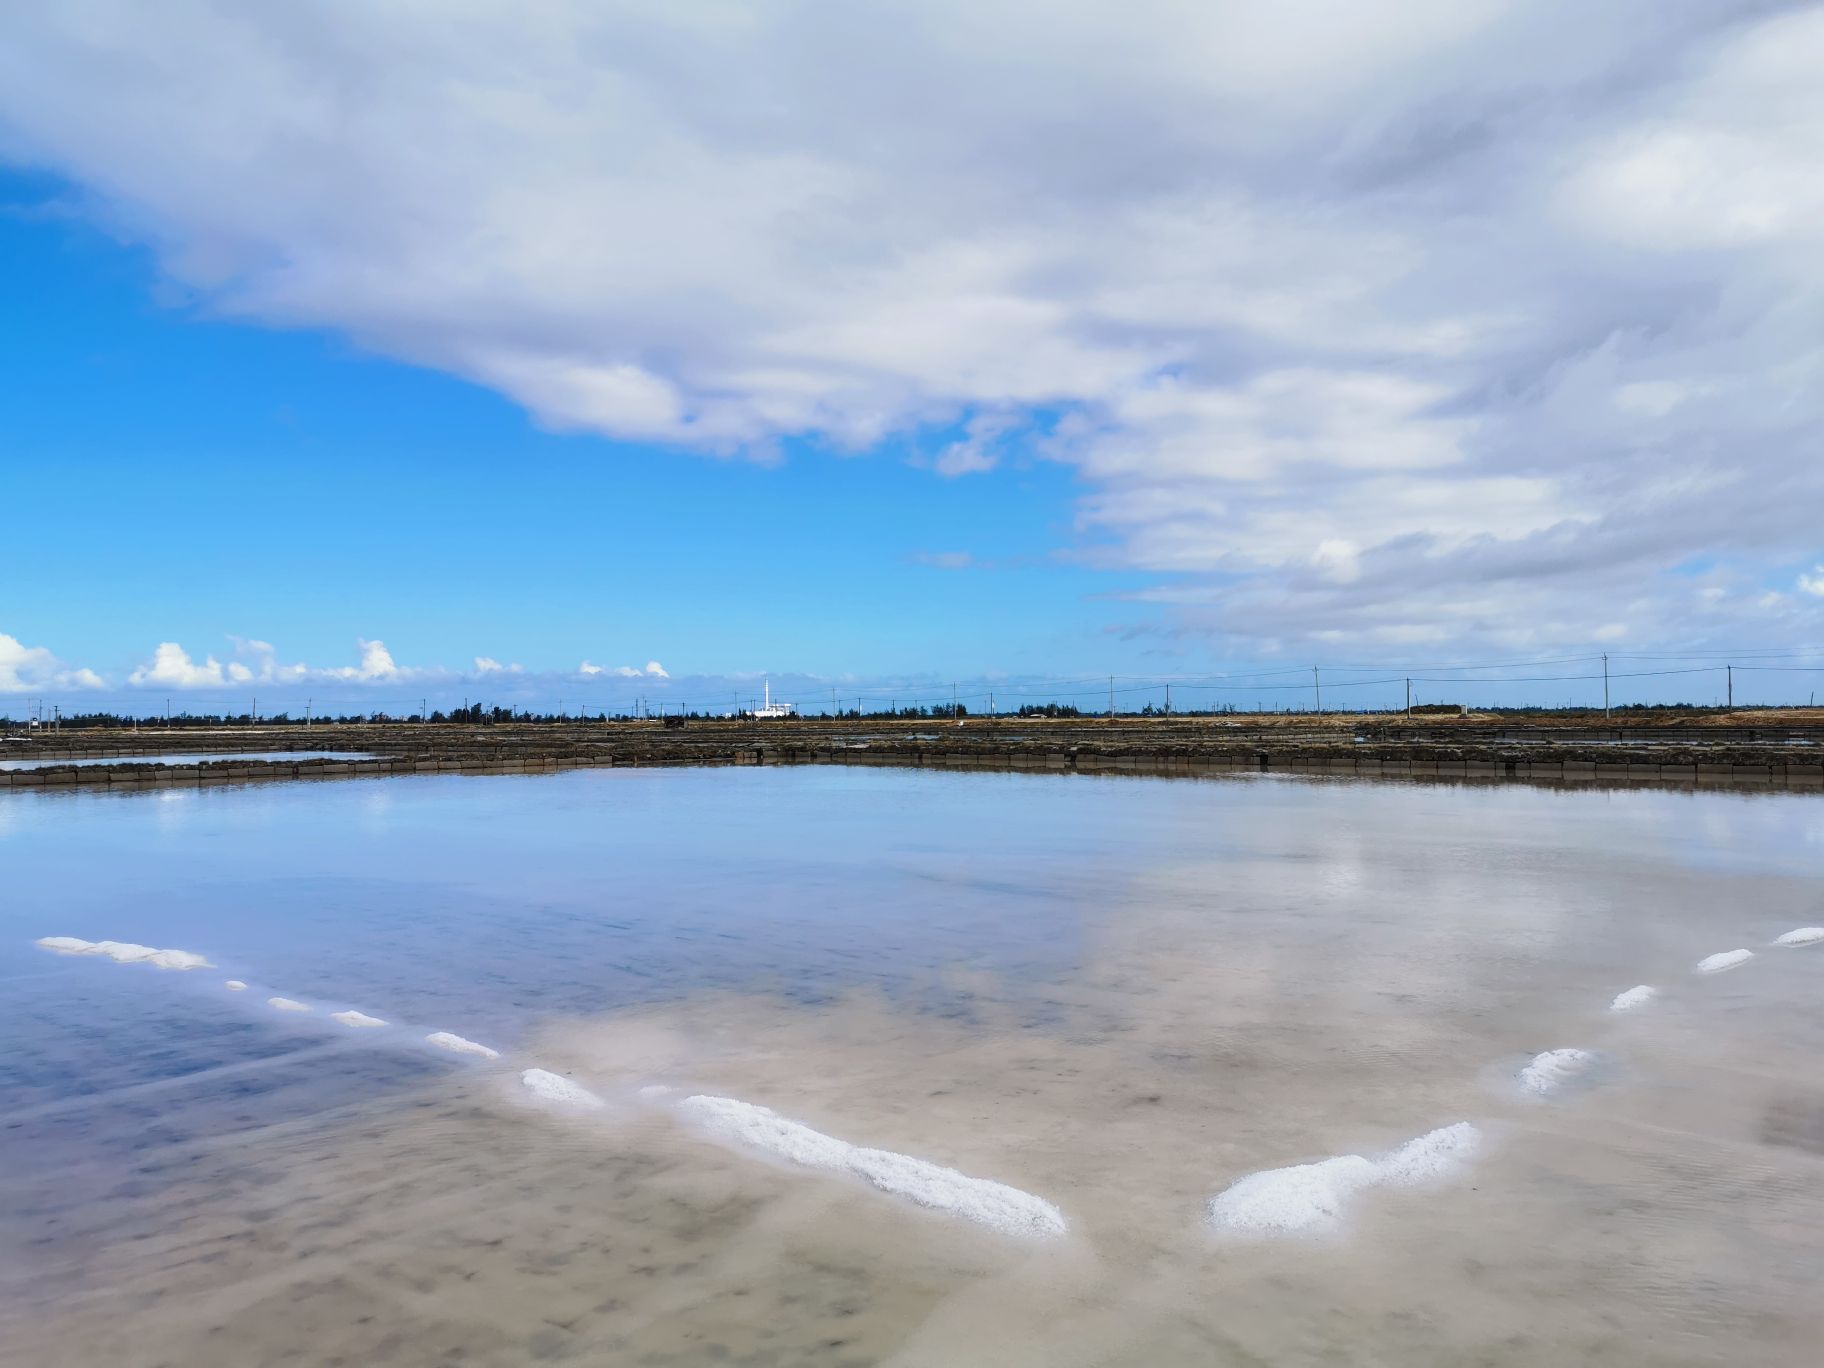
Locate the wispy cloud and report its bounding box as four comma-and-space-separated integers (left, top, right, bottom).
911, 551, 976, 571
3, 4, 1823, 648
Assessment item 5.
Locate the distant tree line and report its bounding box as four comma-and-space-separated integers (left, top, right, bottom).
0, 697, 1796, 733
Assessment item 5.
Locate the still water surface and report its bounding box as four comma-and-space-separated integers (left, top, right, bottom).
0, 749, 374, 771
2, 767, 1822, 1365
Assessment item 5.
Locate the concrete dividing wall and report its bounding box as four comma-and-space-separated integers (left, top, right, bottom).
745, 746, 1824, 790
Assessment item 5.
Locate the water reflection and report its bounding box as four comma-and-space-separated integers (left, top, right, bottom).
2, 768, 1822, 1365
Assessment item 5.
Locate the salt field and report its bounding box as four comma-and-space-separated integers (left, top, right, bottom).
0, 749, 374, 771
3, 766, 1824, 1365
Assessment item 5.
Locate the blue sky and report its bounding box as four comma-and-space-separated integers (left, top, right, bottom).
4, 4, 1824, 715
1, 167, 1167, 705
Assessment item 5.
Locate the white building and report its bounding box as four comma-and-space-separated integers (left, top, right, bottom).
749, 680, 794, 719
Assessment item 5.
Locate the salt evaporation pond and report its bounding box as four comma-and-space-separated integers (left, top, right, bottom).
3, 766, 1823, 1366
0, 749, 375, 770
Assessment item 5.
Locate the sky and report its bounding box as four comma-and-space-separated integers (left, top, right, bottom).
3, 1, 1824, 716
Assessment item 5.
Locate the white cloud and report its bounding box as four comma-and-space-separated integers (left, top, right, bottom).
3, 3, 1823, 649
128, 641, 231, 689
341, 638, 399, 680
0, 632, 103, 692
931, 413, 1016, 478
127, 636, 410, 689
579, 658, 666, 678
1799, 567, 1824, 598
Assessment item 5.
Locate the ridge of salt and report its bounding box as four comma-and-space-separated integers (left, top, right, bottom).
1695, 949, 1753, 974
676, 1094, 1067, 1238
1519, 1048, 1596, 1096
1205, 1122, 1481, 1237
521, 1068, 606, 1109
426, 1031, 500, 1059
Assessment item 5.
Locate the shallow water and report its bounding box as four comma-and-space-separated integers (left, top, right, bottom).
3, 767, 1823, 1365
0, 749, 374, 770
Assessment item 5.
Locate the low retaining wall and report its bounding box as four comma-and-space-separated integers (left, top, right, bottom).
4, 745, 1821, 793
742, 745, 1824, 789
0, 751, 735, 790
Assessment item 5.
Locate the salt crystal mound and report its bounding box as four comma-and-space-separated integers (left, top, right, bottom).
224, 980, 248, 991
330, 1010, 387, 1028
1376, 1122, 1483, 1186
521, 1068, 606, 1109
426, 1031, 500, 1060
268, 997, 311, 1012
1206, 1122, 1481, 1237
1775, 927, 1824, 947
1206, 1155, 1380, 1236
35, 936, 212, 970
1610, 985, 1657, 1012
1519, 1048, 1596, 1096
676, 1094, 1067, 1239
1696, 949, 1753, 974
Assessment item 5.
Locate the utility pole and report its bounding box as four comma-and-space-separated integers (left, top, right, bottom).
1108, 675, 1115, 719
1727, 665, 1733, 709
1602, 653, 1610, 718
952, 681, 958, 719
252, 696, 257, 725
1164, 683, 1171, 716
1405, 677, 1412, 716
1312, 666, 1322, 715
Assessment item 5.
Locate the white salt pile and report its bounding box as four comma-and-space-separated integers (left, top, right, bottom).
1205, 1122, 1481, 1237
521, 1068, 606, 1109
330, 1010, 387, 1028
426, 1031, 500, 1059
1207, 1154, 1378, 1235
224, 980, 247, 991
1519, 1048, 1597, 1096
268, 997, 311, 1012
676, 1094, 1067, 1239
1696, 949, 1753, 974
1610, 985, 1657, 1012
1774, 927, 1824, 947
35, 937, 212, 970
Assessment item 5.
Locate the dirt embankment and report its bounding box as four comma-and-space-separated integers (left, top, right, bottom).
6, 711, 1824, 791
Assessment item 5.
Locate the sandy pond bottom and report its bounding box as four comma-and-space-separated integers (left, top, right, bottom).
3, 767, 1824, 1366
